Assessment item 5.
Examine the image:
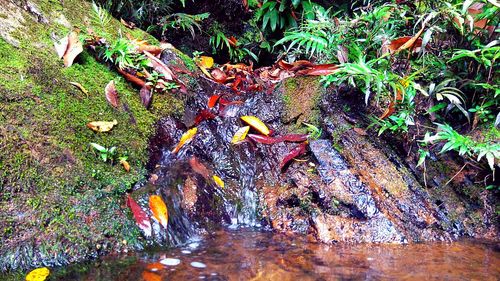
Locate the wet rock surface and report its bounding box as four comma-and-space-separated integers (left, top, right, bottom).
132, 50, 498, 249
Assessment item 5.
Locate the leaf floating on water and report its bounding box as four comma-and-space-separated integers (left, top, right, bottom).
280, 142, 308, 172
189, 156, 210, 180
69, 82, 89, 96
105, 80, 119, 108
247, 134, 279, 144
126, 195, 152, 237
213, 175, 225, 188
120, 159, 131, 172
240, 116, 270, 136
149, 195, 169, 229
25, 267, 50, 281
86, 120, 118, 132
140, 86, 153, 108
63, 31, 83, 67
172, 127, 198, 154
281, 134, 308, 142
142, 271, 162, 281
231, 126, 250, 144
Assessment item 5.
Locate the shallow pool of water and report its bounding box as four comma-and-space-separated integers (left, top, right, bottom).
54, 229, 500, 280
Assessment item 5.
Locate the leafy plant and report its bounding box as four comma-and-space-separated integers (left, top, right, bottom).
303, 122, 322, 139
90, 143, 117, 163
255, 0, 322, 32
158, 12, 210, 38
91, 1, 112, 30
421, 123, 499, 171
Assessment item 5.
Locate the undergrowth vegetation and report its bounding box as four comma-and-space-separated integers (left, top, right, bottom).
93, 0, 498, 187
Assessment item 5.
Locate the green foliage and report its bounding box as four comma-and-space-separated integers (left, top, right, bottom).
303, 122, 322, 139
209, 24, 259, 62
91, 1, 112, 30
90, 143, 117, 163
421, 123, 499, 171
158, 12, 210, 38
255, 0, 322, 33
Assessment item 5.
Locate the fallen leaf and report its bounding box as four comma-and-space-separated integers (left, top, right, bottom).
194, 109, 216, 125
105, 80, 119, 108
280, 142, 308, 171
208, 95, 221, 108
213, 175, 225, 188
86, 120, 118, 132
172, 127, 198, 153
199, 56, 214, 68
54, 35, 69, 59
247, 133, 308, 144
149, 195, 168, 229
231, 126, 250, 144
143, 51, 175, 81
149, 174, 159, 184
26, 267, 50, 281
120, 18, 136, 29
63, 31, 83, 67
337, 45, 348, 63
69, 82, 89, 96
211, 68, 228, 83
241, 116, 270, 136
142, 271, 162, 281
116, 68, 148, 88
120, 159, 131, 172
297, 64, 339, 76
140, 86, 153, 108
126, 195, 152, 237
146, 262, 165, 272
389, 26, 425, 54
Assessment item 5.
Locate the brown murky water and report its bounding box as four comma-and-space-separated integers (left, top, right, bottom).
55, 229, 500, 281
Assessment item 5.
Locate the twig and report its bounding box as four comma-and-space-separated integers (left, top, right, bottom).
444, 163, 468, 187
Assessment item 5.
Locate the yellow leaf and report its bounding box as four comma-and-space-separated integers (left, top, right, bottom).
69, 82, 89, 96
149, 195, 168, 229
172, 127, 197, 153
213, 175, 225, 188
199, 56, 214, 68
241, 116, 270, 136
231, 126, 250, 144
26, 267, 50, 281
86, 120, 118, 132
120, 159, 130, 172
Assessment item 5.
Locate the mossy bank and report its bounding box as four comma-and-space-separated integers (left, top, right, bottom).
0, 0, 185, 274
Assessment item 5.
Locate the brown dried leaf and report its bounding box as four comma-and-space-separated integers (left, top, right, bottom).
63, 31, 83, 67
69, 82, 89, 96
86, 120, 118, 132
140, 86, 152, 108
105, 80, 119, 108
143, 51, 174, 81
120, 18, 136, 29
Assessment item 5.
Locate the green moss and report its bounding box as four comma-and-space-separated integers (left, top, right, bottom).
0, 0, 184, 272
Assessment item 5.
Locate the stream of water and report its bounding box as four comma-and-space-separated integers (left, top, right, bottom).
54, 228, 499, 280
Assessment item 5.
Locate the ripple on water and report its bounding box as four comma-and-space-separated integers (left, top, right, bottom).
190, 262, 207, 268
160, 258, 181, 266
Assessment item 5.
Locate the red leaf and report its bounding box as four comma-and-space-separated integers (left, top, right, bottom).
280, 142, 308, 171
194, 109, 216, 125
211, 68, 228, 83
126, 195, 152, 237
189, 156, 210, 180
116, 68, 148, 89
248, 134, 280, 144
140, 86, 152, 108
297, 64, 339, 76
281, 134, 308, 142
228, 36, 238, 47
208, 95, 221, 108
105, 80, 119, 108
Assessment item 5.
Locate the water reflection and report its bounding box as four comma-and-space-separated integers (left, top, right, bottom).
55, 229, 500, 281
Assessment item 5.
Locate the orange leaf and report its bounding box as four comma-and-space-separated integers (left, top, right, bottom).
120, 159, 131, 172
241, 116, 270, 136
116, 68, 148, 89
63, 31, 83, 67
211, 68, 228, 83
149, 195, 168, 229
142, 271, 162, 281
388, 26, 425, 54
105, 80, 119, 108
228, 36, 238, 47
208, 95, 220, 108
297, 64, 339, 76
172, 127, 197, 154
86, 120, 118, 132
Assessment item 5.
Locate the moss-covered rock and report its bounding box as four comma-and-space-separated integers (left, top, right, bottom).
0, 0, 185, 273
